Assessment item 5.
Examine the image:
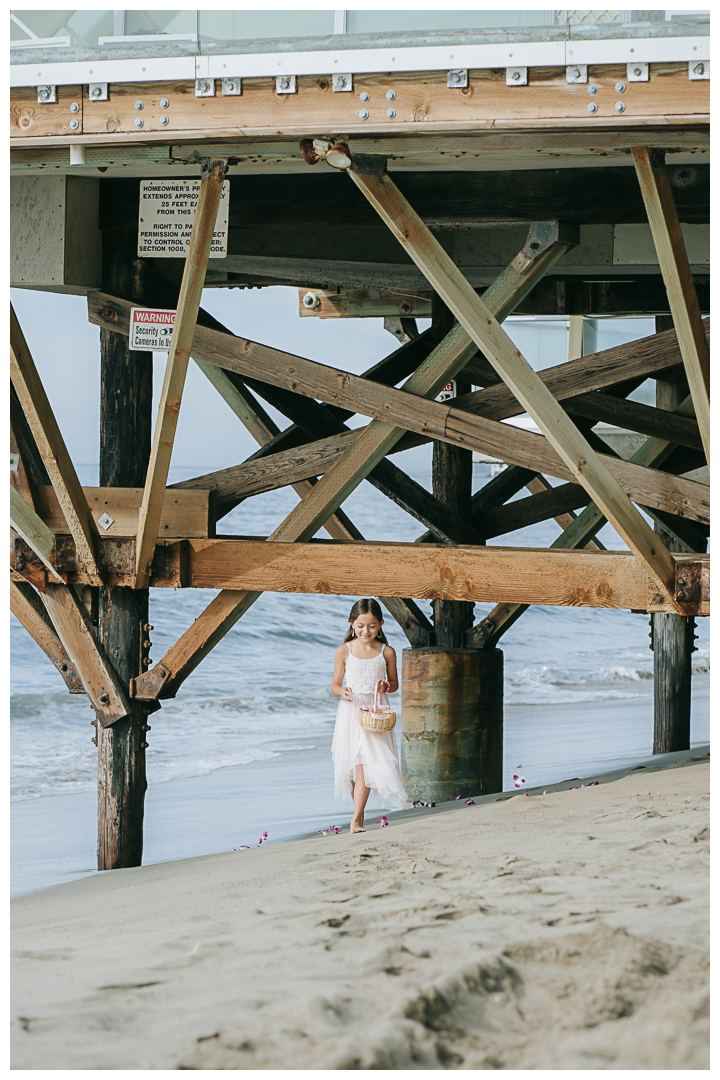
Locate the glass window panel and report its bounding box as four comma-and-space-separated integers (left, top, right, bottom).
198, 9, 334, 42
11, 9, 77, 41
124, 10, 197, 36
345, 9, 550, 34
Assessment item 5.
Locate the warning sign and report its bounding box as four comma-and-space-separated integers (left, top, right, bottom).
130, 307, 176, 351
137, 179, 230, 258
436, 381, 457, 403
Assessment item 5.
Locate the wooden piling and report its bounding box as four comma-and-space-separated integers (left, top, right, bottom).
97, 230, 153, 870
650, 314, 697, 756
431, 296, 476, 647
400, 647, 503, 802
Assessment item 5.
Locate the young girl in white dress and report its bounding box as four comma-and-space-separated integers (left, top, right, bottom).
331, 598, 407, 833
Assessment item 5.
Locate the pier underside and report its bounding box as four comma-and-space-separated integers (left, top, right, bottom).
10, 20, 710, 867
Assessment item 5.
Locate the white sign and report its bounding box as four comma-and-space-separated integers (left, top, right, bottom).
137, 179, 230, 258
436, 380, 457, 403
130, 307, 176, 351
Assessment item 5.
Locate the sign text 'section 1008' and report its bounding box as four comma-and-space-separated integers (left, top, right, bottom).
137, 180, 230, 258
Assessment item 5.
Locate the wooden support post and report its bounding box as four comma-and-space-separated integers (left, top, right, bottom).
10, 306, 103, 585
10, 486, 64, 583
631, 148, 710, 466
96, 230, 154, 871
431, 298, 475, 647
134, 158, 227, 588
348, 163, 680, 610
132, 226, 570, 699
650, 314, 696, 756
10, 579, 84, 693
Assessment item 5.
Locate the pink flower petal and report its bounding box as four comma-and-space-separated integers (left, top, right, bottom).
465, 799, 475, 806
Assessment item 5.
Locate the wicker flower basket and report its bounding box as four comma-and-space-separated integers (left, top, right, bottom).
358, 680, 396, 732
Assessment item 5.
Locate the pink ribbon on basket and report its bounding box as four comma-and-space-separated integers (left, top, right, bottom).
370, 679, 391, 720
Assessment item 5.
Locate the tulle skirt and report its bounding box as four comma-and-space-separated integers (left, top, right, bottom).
331, 692, 407, 810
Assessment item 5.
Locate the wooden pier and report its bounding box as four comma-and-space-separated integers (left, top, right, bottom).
10, 16, 709, 869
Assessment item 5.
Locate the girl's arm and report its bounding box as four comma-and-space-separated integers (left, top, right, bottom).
382, 645, 399, 694
331, 645, 353, 700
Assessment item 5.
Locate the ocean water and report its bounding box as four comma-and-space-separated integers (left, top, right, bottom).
11, 455, 710, 810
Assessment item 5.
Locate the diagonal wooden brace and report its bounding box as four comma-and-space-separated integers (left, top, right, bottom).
11, 485, 64, 583
11, 306, 102, 585
10, 579, 84, 693
347, 163, 682, 612
134, 158, 227, 588
631, 147, 710, 466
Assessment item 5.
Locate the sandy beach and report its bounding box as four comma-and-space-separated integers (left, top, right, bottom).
11, 751, 708, 1070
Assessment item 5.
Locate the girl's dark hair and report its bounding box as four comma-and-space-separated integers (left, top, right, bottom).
343, 598, 388, 644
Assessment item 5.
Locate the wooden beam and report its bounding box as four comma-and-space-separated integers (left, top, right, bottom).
454, 318, 709, 422
88, 292, 710, 527
478, 482, 591, 539
10, 486, 64, 583
10, 579, 84, 693
114, 536, 707, 616
10, 306, 102, 586
631, 147, 710, 464
134, 158, 227, 588
347, 165, 681, 608
563, 392, 703, 451
39, 583, 132, 727
35, 486, 214, 539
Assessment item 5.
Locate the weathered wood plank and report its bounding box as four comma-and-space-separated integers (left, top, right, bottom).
87, 292, 710, 526
348, 166, 687, 606
454, 318, 709, 421
10, 486, 64, 583
40, 583, 132, 727
134, 159, 227, 588
10, 579, 84, 693
10, 306, 102, 585
131, 537, 707, 616
479, 482, 591, 539
563, 392, 702, 450
35, 486, 214, 539
632, 147, 710, 465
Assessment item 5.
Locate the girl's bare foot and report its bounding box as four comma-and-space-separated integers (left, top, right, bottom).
350, 815, 365, 833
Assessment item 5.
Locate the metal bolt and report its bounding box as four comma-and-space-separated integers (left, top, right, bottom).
359, 109, 369, 120
337, 75, 346, 88
512, 70, 521, 80
69, 118, 79, 130
398, 301, 412, 315
359, 91, 370, 102
143, 657, 151, 666
91, 86, 102, 98
614, 101, 626, 112
160, 115, 169, 125
303, 292, 320, 309
38, 87, 51, 101
386, 89, 396, 101
694, 63, 705, 76
587, 102, 598, 113
198, 80, 210, 93
91, 719, 97, 727
70, 102, 79, 113
98, 692, 110, 705
386, 108, 396, 119
144, 624, 154, 631
143, 724, 152, 732
588, 84, 599, 95
141, 741, 149, 749
279, 77, 289, 90
159, 97, 169, 108
144, 640, 152, 649
92, 736, 98, 745
634, 67, 643, 76
571, 68, 581, 79
134, 100, 144, 110
135, 118, 144, 128
615, 81, 626, 93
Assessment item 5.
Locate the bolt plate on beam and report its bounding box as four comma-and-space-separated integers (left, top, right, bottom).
276, 74, 297, 94
97, 512, 115, 531
36, 85, 57, 103
195, 78, 215, 97
88, 82, 108, 101
506, 67, 528, 86
627, 62, 649, 81
447, 69, 468, 88
566, 64, 588, 83
332, 73, 352, 91
689, 60, 709, 80
221, 77, 242, 96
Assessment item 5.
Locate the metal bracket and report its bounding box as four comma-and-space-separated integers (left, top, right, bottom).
195, 78, 215, 97
221, 77, 242, 96
37, 85, 57, 103
276, 75, 297, 94
627, 62, 649, 82
506, 67, 527, 86
350, 154, 387, 177
97, 512, 115, 531
689, 61, 709, 80
566, 64, 587, 84
88, 82, 108, 101
10, 452, 19, 472
130, 663, 172, 702
447, 69, 468, 88
332, 73, 352, 92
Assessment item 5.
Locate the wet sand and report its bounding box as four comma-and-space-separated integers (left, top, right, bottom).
11, 752, 709, 1070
